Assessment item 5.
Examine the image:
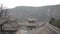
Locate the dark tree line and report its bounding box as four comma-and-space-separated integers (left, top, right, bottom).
49, 17, 60, 29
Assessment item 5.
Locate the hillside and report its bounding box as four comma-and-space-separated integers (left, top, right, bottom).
8, 5, 60, 22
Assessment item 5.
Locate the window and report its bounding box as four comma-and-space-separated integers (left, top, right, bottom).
2, 30, 16, 34
9, 32, 15, 34
2, 32, 8, 34
28, 21, 35, 23
27, 26, 36, 30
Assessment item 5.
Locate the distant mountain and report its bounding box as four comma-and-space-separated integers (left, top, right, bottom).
8, 5, 60, 22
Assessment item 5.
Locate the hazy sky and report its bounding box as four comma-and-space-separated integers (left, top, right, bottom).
0, 0, 60, 8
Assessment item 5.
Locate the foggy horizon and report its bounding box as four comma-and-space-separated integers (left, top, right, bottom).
0, 0, 60, 8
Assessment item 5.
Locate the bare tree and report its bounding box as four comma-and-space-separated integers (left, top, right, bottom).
0, 4, 19, 30
0, 4, 8, 17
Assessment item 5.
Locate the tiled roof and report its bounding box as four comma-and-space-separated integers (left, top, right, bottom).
0, 17, 7, 24
18, 22, 45, 26
3, 23, 17, 30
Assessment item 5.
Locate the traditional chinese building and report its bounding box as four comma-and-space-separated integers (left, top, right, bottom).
16, 18, 43, 34
0, 17, 8, 34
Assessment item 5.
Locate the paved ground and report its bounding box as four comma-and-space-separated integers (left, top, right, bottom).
30, 24, 55, 34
